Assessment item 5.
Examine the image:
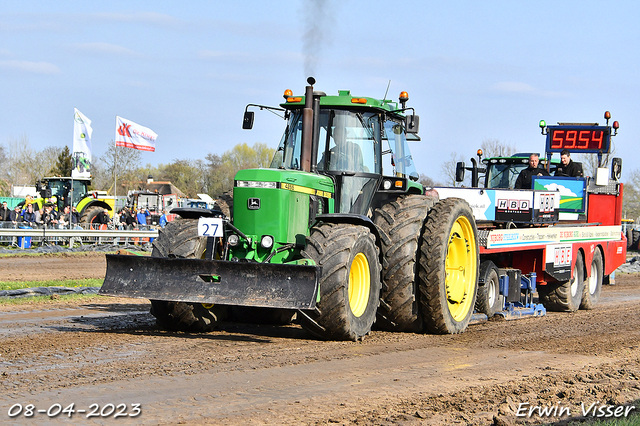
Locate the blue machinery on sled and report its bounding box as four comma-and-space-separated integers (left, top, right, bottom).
495, 271, 546, 320
471, 271, 546, 324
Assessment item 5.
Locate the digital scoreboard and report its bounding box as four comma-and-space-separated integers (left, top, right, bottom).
545, 126, 611, 154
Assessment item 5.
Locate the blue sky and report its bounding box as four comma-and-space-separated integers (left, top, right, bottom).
1, 0, 638, 183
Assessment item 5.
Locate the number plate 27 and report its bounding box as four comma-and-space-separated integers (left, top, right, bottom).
198, 218, 224, 237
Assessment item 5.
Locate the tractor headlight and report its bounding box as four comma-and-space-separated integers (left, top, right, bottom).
228, 234, 240, 247
260, 235, 274, 249
383, 180, 392, 190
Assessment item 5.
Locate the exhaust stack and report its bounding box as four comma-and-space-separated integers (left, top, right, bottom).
300, 76, 315, 173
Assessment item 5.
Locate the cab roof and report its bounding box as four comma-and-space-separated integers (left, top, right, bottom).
280, 90, 401, 113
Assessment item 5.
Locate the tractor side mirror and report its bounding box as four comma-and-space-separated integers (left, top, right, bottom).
242, 111, 254, 130
611, 157, 622, 180
455, 162, 465, 182
405, 114, 419, 134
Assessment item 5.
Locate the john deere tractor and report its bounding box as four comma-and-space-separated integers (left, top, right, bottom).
101, 77, 479, 341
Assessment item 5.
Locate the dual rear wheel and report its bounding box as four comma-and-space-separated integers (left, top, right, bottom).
374, 196, 479, 334
539, 249, 603, 312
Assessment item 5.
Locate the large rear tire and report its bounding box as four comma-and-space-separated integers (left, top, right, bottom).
580, 249, 603, 310
300, 223, 381, 341
79, 205, 103, 227
475, 260, 503, 317
418, 198, 479, 334
372, 195, 435, 331
215, 191, 234, 219
539, 251, 585, 312
149, 219, 228, 332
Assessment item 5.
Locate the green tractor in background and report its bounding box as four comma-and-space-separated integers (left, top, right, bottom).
33, 177, 115, 225
101, 77, 479, 341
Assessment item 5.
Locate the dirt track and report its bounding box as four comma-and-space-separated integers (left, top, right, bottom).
0, 253, 639, 425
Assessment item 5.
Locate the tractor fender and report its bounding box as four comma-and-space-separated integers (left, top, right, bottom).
314, 213, 382, 256
78, 199, 112, 215
169, 207, 223, 220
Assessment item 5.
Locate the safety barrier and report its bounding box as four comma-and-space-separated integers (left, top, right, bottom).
0, 225, 159, 248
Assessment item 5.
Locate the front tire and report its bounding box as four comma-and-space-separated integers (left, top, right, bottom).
300, 223, 381, 341
373, 195, 435, 332
149, 219, 227, 332
539, 251, 585, 312
581, 249, 603, 310
418, 198, 479, 334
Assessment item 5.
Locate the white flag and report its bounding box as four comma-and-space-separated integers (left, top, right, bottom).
115, 116, 157, 152
72, 108, 92, 178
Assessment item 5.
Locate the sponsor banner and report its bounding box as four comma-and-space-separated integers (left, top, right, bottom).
72, 108, 92, 179
495, 192, 532, 222
533, 175, 586, 213
115, 116, 157, 152
434, 188, 494, 221
532, 192, 559, 223
486, 225, 621, 249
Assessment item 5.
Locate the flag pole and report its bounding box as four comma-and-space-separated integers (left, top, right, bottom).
114, 116, 117, 209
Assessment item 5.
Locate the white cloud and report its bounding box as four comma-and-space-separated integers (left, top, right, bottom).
491, 81, 536, 93
490, 81, 570, 98
73, 42, 139, 56
0, 60, 61, 74
91, 12, 181, 27
543, 183, 576, 197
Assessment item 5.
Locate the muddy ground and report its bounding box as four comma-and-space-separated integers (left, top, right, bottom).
0, 253, 639, 425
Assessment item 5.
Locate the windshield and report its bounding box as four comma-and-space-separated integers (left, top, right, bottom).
382, 119, 418, 179
48, 179, 88, 206
485, 162, 528, 189
270, 109, 380, 174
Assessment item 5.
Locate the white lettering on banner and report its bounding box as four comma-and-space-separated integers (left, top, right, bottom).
115, 116, 158, 152
486, 225, 621, 249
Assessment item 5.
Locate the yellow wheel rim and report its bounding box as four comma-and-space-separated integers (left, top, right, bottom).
445, 215, 477, 321
348, 253, 371, 317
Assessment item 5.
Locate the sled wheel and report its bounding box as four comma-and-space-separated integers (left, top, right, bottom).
539, 251, 585, 312
475, 260, 503, 317
581, 249, 603, 310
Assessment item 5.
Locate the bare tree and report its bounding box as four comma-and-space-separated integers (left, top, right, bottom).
5, 134, 34, 187
35, 146, 63, 178
96, 142, 142, 194
418, 173, 440, 188
574, 151, 616, 178
622, 168, 640, 222
480, 139, 516, 158
440, 151, 465, 187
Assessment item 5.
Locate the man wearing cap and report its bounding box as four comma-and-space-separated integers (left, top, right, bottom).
10, 205, 23, 224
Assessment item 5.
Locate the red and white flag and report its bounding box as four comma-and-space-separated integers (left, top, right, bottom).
115, 116, 157, 152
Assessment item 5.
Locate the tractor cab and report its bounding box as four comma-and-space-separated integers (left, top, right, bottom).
267, 86, 421, 216
483, 154, 559, 189
36, 177, 90, 211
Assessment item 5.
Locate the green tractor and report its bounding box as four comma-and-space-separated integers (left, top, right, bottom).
32, 177, 115, 225
101, 78, 479, 340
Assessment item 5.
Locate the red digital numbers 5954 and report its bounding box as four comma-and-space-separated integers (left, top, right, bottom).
546, 126, 610, 153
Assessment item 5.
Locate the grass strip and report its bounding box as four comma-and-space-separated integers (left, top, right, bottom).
0, 278, 103, 291
0, 293, 105, 306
